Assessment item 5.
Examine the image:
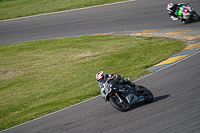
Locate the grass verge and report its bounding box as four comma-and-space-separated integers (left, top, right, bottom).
0, 35, 186, 130
0, 0, 128, 20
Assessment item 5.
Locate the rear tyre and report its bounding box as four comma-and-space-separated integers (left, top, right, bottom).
192, 12, 200, 21
137, 86, 154, 103
144, 90, 154, 103
109, 95, 130, 112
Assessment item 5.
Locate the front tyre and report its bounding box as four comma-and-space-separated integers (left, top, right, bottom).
181, 20, 188, 24
109, 96, 130, 112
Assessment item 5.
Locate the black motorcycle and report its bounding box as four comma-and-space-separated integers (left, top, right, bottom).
102, 78, 154, 112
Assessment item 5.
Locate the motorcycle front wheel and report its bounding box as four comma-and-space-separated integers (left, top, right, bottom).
181, 19, 188, 24
109, 95, 130, 112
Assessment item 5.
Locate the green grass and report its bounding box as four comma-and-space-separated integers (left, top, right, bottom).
0, 0, 127, 20
0, 35, 186, 130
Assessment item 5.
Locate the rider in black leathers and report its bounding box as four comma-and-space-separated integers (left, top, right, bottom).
96, 71, 137, 99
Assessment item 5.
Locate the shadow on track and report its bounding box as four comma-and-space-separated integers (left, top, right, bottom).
185, 20, 200, 25
128, 94, 171, 111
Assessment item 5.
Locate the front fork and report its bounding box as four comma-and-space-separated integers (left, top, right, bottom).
114, 92, 123, 103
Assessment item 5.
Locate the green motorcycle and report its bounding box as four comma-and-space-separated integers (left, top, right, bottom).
177, 5, 200, 24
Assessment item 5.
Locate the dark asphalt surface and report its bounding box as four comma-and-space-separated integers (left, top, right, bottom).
3, 51, 200, 133
0, 0, 200, 45
1, 0, 200, 132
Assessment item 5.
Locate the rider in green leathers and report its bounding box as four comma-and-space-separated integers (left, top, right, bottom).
167, 3, 188, 20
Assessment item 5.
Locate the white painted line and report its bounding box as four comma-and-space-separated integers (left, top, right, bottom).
1, 95, 100, 133
134, 50, 200, 82
1, 27, 199, 132
2, 49, 200, 133
0, 0, 136, 22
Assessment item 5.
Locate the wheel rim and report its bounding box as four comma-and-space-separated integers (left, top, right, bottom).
114, 97, 129, 109
145, 91, 153, 99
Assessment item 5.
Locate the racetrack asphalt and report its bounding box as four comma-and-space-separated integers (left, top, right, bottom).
0, 0, 200, 45
1, 0, 200, 132
2, 51, 200, 133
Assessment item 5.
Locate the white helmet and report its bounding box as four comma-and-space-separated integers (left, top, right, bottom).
96, 71, 106, 82
167, 3, 174, 10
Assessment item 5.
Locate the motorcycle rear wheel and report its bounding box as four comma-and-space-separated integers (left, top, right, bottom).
109, 96, 130, 112
144, 90, 154, 103
137, 86, 154, 103
192, 12, 200, 21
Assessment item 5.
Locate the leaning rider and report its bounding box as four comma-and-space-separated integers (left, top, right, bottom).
167, 3, 189, 20
96, 71, 137, 99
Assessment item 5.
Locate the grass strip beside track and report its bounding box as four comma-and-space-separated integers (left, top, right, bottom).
0, 0, 130, 20
0, 35, 186, 130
